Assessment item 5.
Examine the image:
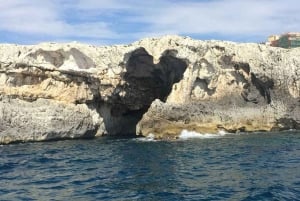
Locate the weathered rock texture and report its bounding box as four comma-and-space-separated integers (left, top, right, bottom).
0, 36, 299, 143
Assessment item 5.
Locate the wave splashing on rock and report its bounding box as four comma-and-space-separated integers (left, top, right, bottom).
179, 129, 228, 140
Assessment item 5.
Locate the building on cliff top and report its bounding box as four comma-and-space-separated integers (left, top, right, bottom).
267, 32, 300, 48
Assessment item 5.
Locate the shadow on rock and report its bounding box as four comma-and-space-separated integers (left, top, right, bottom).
98, 47, 188, 136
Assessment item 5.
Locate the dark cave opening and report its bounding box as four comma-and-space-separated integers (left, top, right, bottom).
250, 73, 274, 104
124, 48, 187, 104
101, 48, 188, 136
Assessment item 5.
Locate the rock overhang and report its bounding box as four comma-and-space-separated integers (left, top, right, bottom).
0, 35, 300, 143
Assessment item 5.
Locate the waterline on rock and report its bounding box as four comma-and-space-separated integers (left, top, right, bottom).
135, 133, 157, 142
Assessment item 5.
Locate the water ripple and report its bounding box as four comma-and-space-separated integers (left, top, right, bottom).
0, 132, 300, 200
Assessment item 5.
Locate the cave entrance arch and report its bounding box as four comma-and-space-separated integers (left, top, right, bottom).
100, 48, 188, 136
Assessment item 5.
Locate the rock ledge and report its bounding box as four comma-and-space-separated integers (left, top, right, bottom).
1, 35, 299, 143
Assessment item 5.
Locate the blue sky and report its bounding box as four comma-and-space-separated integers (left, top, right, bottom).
0, 0, 299, 45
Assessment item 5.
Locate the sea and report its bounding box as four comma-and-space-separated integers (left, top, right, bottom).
0, 131, 300, 201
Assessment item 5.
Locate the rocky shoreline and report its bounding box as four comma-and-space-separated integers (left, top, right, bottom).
0, 35, 299, 143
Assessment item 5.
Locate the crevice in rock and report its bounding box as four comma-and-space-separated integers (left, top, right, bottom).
234, 62, 250, 75
251, 73, 274, 104
230, 71, 248, 85
97, 47, 188, 136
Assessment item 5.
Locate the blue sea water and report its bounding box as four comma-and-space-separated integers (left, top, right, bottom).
0, 131, 300, 201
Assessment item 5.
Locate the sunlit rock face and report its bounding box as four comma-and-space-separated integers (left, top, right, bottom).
137, 37, 300, 139
0, 35, 300, 143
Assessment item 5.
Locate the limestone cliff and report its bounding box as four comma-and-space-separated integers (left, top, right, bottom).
0, 36, 299, 143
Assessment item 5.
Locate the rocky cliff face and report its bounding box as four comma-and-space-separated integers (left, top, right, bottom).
0, 36, 299, 143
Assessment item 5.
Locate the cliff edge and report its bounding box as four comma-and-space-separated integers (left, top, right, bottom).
0, 36, 299, 143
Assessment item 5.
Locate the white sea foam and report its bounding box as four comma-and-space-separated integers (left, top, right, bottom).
136, 133, 157, 142
179, 129, 227, 140
218, 130, 228, 136
136, 130, 229, 141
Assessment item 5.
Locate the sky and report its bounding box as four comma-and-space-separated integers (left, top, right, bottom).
0, 0, 299, 45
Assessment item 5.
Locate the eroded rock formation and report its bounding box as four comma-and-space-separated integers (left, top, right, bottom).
0, 36, 299, 143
